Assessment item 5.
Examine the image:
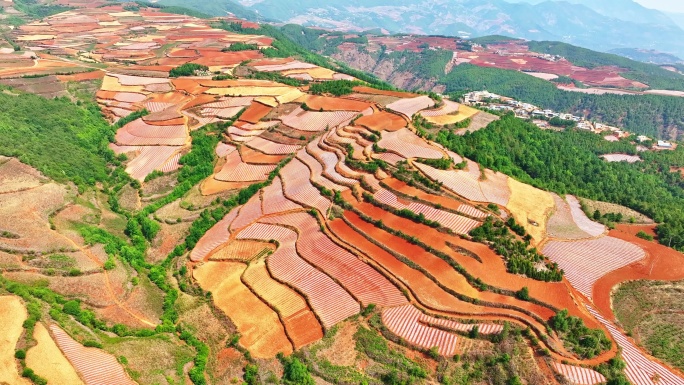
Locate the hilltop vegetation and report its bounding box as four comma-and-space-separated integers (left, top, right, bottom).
0, 91, 117, 187
436, 114, 684, 250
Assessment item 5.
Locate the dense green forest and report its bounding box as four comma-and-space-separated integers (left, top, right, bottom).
441, 64, 684, 139
0, 91, 117, 186
436, 114, 684, 250
527, 41, 684, 91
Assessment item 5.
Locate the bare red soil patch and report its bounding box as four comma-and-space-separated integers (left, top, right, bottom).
56, 70, 105, 82
355, 111, 407, 131
240, 101, 272, 124
593, 224, 684, 320
300, 95, 373, 111
352, 86, 418, 98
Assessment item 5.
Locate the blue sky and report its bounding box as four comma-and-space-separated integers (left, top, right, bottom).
635, 0, 684, 13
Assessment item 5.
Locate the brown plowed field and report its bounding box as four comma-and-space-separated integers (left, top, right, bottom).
300, 95, 372, 111
170, 78, 208, 95
239, 146, 286, 164
355, 111, 407, 131
593, 224, 684, 320
352, 86, 418, 98
194, 261, 293, 357
237, 102, 272, 124
56, 70, 105, 82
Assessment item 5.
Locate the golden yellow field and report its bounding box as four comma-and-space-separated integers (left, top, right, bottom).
26, 323, 84, 385
100, 75, 146, 93
506, 178, 555, 245
0, 296, 31, 385
282, 67, 335, 80
276, 89, 306, 104
194, 261, 293, 358
425, 104, 480, 125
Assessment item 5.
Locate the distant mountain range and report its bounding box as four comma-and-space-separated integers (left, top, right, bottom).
160, 0, 684, 62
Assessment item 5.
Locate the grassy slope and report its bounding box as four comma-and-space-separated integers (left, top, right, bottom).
613, 280, 684, 371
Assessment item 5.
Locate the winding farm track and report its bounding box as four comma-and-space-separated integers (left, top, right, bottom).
58, 232, 156, 327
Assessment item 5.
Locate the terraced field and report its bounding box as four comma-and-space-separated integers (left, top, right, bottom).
2, 4, 684, 384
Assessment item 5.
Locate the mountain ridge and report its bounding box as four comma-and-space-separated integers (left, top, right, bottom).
213, 0, 684, 58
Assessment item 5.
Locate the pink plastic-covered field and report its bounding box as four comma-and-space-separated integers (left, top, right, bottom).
386, 95, 435, 117
245, 136, 301, 155
542, 237, 645, 299
552, 362, 606, 385
112, 92, 147, 103
230, 193, 263, 231
296, 149, 347, 192
214, 152, 276, 182
307, 140, 357, 187
423, 314, 503, 335
116, 118, 186, 146
201, 106, 244, 119
588, 307, 684, 385
189, 207, 240, 262
159, 152, 182, 173
261, 212, 407, 307
415, 163, 487, 202
228, 125, 264, 139
253, 60, 318, 72
215, 142, 237, 158
125, 145, 180, 181
378, 129, 443, 160
261, 177, 302, 215
547, 194, 594, 240
280, 107, 357, 132
373, 152, 404, 165
382, 305, 459, 356
373, 189, 479, 234
566, 195, 606, 237
601, 154, 642, 163
237, 223, 360, 328
202, 96, 253, 108
280, 158, 333, 214
145, 101, 176, 113
50, 325, 136, 385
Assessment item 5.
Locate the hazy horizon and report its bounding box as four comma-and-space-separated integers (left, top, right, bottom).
634, 0, 684, 13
